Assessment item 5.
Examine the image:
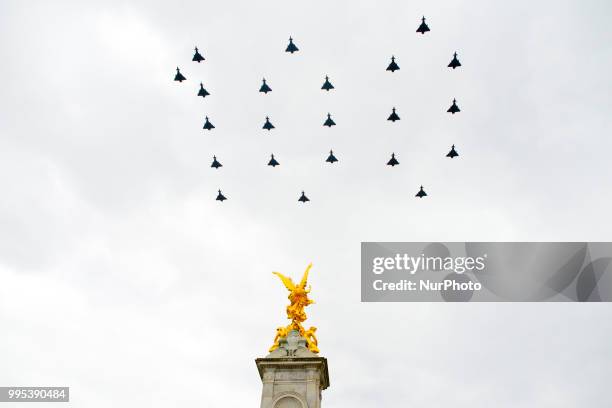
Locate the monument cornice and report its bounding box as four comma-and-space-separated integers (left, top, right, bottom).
255, 357, 330, 390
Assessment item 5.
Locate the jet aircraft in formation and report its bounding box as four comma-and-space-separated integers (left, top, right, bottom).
174, 20, 461, 201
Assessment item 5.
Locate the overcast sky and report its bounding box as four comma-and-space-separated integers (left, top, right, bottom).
1, 0, 612, 407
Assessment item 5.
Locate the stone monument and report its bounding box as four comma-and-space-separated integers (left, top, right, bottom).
255, 264, 330, 408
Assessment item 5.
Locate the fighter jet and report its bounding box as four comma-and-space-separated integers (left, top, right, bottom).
323, 113, 336, 127
386, 56, 400, 72
174, 67, 186, 82
321, 75, 334, 91
387, 153, 399, 167
259, 78, 272, 94
447, 98, 460, 114
203, 116, 215, 130
448, 52, 461, 69
298, 191, 310, 203
286, 37, 299, 53
263, 116, 275, 130
211, 156, 222, 169
415, 185, 428, 198
446, 144, 459, 158
416, 16, 430, 34
192, 47, 205, 63
326, 150, 338, 164
198, 83, 210, 98
268, 154, 280, 167
387, 107, 400, 122
216, 189, 227, 202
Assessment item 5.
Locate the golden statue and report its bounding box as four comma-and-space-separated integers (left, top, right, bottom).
269, 263, 319, 353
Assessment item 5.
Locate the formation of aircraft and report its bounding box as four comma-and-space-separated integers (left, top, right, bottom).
173, 17, 463, 202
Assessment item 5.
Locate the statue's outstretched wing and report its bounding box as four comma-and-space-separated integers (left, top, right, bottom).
272, 271, 295, 291
299, 263, 313, 289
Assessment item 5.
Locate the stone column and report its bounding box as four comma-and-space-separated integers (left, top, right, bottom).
255, 330, 330, 408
